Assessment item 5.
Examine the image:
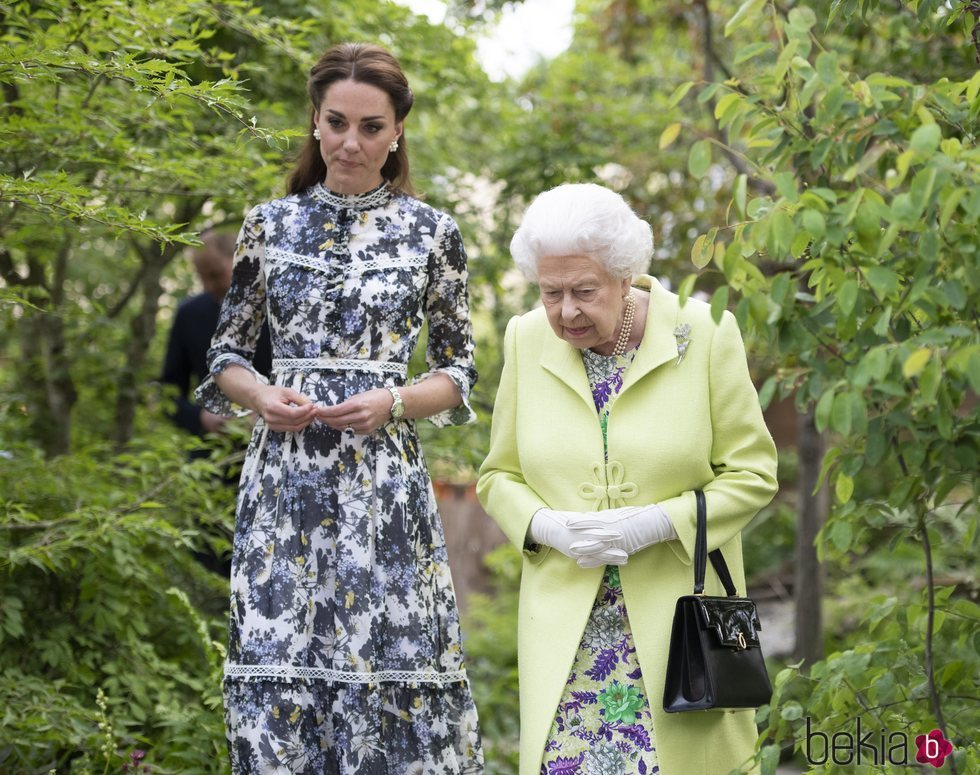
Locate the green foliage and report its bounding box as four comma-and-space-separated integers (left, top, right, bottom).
0, 418, 236, 771
0, 0, 501, 769
461, 545, 522, 775
678, 1, 979, 771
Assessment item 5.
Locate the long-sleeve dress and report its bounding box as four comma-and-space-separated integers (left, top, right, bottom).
195, 181, 484, 774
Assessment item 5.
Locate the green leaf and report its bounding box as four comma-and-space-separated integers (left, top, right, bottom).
714, 91, 741, 121
668, 81, 695, 108
902, 348, 931, 378
758, 375, 777, 411
802, 208, 826, 239
831, 391, 853, 435
725, 0, 767, 36
659, 122, 682, 150
688, 139, 712, 178
834, 474, 855, 506
865, 267, 899, 299
940, 187, 967, 229
910, 123, 941, 155
770, 210, 795, 256
677, 273, 698, 305
734, 42, 772, 64
773, 171, 798, 202
837, 279, 858, 317
787, 6, 817, 30
734, 174, 748, 218
780, 701, 804, 721
710, 286, 729, 323
827, 512, 854, 552
815, 388, 836, 432
816, 51, 839, 84
919, 357, 941, 403
691, 233, 713, 268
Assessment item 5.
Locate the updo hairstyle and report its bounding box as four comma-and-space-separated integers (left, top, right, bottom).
510, 183, 653, 281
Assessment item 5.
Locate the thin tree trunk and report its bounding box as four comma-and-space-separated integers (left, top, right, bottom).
113, 257, 168, 447
18, 237, 76, 458
794, 408, 826, 668
112, 199, 202, 446
21, 309, 76, 457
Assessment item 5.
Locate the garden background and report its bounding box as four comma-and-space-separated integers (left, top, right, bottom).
0, 0, 977, 772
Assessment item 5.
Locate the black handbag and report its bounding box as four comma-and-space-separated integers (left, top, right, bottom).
663, 489, 772, 712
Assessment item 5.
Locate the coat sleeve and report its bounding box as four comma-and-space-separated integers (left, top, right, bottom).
477, 315, 550, 554
194, 205, 270, 416
661, 310, 778, 564
411, 214, 478, 427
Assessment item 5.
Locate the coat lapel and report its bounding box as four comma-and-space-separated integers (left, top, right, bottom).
620, 275, 680, 395
540, 332, 596, 414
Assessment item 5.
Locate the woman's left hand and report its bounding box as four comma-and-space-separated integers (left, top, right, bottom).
316, 388, 394, 435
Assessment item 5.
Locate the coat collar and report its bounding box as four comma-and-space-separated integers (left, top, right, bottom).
539, 275, 681, 409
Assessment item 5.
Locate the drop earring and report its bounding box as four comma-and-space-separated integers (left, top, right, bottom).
313, 128, 321, 141
388, 139, 399, 153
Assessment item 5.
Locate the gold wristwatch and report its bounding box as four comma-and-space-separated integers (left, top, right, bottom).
387, 387, 405, 419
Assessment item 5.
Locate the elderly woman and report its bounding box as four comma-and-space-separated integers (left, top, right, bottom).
477, 183, 778, 775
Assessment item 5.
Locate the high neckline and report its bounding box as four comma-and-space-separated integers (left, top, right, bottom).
311, 180, 393, 211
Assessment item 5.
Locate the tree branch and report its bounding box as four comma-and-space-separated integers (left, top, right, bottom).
694, 0, 776, 195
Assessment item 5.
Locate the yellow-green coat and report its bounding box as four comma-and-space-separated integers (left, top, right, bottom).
477, 276, 778, 775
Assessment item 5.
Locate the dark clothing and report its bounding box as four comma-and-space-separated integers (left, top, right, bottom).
161, 292, 272, 435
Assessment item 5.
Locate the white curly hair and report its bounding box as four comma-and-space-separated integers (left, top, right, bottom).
510, 183, 653, 281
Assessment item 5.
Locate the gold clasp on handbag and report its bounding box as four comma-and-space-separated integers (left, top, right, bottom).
736, 631, 747, 650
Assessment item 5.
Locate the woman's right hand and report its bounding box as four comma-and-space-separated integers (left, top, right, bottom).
252, 385, 318, 432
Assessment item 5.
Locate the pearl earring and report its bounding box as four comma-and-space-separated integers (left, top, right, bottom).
389, 139, 399, 153
313, 128, 321, 141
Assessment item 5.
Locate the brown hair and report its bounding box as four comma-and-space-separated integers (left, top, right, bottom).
286, 43, 415, 196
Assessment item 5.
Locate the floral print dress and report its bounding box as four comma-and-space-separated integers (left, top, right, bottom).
195, 182, 484, 774
539, 348, 660, 775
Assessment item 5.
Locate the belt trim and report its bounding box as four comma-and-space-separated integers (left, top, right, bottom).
272, 357, 407, 377
224, 663, 467, 685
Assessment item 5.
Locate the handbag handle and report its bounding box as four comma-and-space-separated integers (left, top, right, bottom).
692, 489, 739, 597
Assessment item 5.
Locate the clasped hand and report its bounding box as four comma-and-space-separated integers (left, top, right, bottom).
530, 504, 676, 568
252, 385, 393, 434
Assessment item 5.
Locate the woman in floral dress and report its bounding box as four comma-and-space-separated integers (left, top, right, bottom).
196, 43, 483, 774
478, 183, 778, 774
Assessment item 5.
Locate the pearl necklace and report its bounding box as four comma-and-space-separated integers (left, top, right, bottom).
611, 293, 636, 357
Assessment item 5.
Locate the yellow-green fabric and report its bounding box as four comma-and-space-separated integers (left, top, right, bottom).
477, 276, 778, 775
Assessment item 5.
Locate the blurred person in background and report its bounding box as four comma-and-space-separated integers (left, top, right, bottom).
161, 227, 272, 438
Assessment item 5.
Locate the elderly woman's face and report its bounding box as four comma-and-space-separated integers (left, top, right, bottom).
537, 254, 631, 353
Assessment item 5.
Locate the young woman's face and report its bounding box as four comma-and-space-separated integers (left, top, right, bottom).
314, 79, 402, 195
537, 254, 631, 354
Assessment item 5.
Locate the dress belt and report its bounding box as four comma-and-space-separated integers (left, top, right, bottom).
272, 357, 407, 377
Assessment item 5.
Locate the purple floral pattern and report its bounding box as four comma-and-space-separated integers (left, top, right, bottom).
540, 349, 659, 775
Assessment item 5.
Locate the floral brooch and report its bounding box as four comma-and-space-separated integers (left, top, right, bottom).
674, 323, 692, 365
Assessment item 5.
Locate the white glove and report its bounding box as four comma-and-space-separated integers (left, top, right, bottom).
569, 503, 677, 559
528, 508, 628, 566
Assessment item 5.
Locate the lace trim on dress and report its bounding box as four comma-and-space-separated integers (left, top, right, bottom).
225, 663, 468, 685
267, 246, 427, 275
272, 357, 408, 377
266, 247, 333, 275
311, 181, 393, 211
